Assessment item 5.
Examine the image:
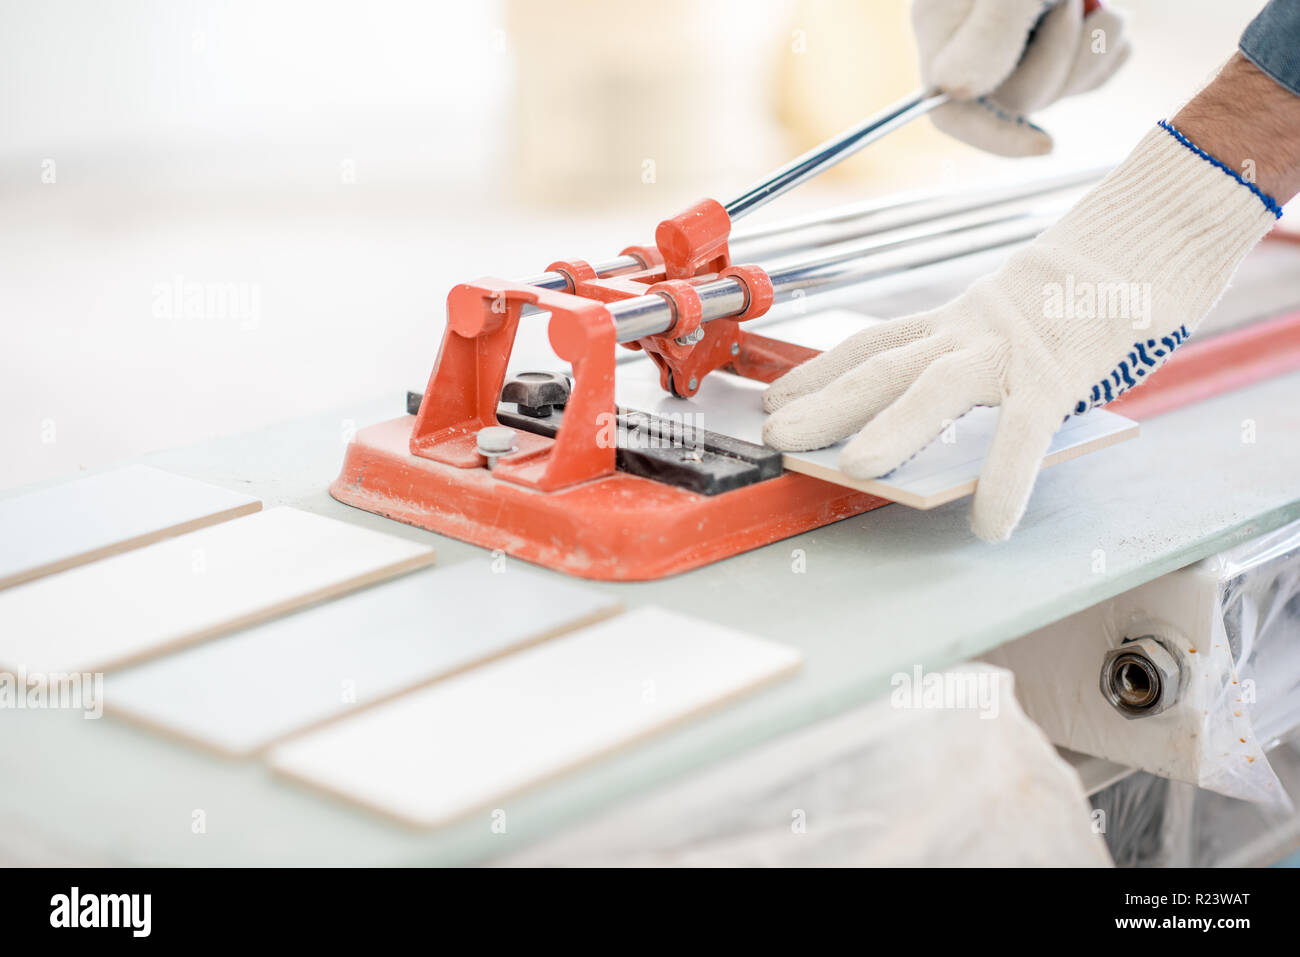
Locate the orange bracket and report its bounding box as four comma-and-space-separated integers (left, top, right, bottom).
655, 198, 732, 279
409, 279, 616, 492
549, 198, 779, 398
457, 199, 774, 420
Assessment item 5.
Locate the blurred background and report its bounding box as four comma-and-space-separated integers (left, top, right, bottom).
0, 0, 1271, 491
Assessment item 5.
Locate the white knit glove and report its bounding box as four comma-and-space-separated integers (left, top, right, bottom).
914, 0, 1132, 155
763, 124, 1280, 540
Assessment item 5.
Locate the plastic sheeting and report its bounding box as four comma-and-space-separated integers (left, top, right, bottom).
986, 517, 1300, 809
1214, 522, 1300, 749
498, 664, 1112, 867
1094, 732, 1300, 867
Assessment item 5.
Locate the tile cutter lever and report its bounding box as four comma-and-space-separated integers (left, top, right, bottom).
729, 88, 951, 220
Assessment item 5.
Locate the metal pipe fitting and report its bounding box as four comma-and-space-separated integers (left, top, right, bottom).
1100, 636, 1184, 719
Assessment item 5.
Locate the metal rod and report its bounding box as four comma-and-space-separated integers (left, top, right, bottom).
727, 168, 1097, 263
516, 256, 641, 292
516, 165, 1094, 293
753, 205, 1046, 276
723, 88, 949, 222
512, 175, 958, 291
609, 213, 1054, 342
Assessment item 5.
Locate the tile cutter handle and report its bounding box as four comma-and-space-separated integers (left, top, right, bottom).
723, 87, 950, 222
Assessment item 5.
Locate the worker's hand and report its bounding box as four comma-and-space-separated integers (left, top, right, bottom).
763, 123, 1280, 540
913, 0, 1131, 155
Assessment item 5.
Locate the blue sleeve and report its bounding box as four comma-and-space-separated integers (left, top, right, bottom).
1240, 0, 1300, 97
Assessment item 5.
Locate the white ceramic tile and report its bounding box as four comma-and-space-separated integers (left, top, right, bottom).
269, 606, 801, 828
754, 308, 884, 351
0, 465, 261, 589
107, 562, 622, 755
782, 406, 1137, 507
0, 507, 436, 674
614, 353, 1137, 508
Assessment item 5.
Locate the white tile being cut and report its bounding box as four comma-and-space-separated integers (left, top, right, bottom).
0, 507, 436, 674
615, 354, 1138, 509
268, 606, 802, 829
752, 308, 885, 352
0, 465, 261, 590
787, 405, 1137, 506
106, 563, 623, 756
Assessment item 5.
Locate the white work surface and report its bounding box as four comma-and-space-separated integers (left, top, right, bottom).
4, 366, 1299, 865
4, 265, 1300, 864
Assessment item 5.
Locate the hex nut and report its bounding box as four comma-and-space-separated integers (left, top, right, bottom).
1100, 636, 1183, 719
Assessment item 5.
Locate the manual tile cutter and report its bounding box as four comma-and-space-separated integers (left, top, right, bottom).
331, 90, 1091, 580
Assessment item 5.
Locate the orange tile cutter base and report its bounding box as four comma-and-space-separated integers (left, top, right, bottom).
332, 91, 1300, 580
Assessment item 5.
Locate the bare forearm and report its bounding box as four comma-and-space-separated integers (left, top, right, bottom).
1174, 52, 1300, 204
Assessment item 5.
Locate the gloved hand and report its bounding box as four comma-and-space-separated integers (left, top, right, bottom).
763, 123, 1280, 540
914, 0, 1132, 155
